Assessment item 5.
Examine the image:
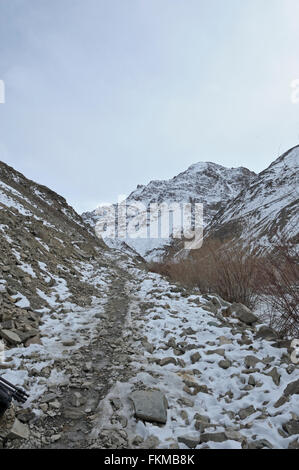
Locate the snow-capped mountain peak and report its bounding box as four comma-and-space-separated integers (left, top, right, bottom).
83, 161, 256, 261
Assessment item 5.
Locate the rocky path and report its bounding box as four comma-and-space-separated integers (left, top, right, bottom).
40, 262, 134, 449
2, 254, 139, 448
2, 256, 299, 449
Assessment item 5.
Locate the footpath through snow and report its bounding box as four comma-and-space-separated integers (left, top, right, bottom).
1, 256, 299, 449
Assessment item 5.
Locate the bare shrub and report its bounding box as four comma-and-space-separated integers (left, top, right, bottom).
150, 234, 299, 337
149, 239, 260, 309
256, 235, 299, 337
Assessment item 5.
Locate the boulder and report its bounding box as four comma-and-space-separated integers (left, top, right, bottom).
129, 390, 168, 424
283, 379, 299, 397
229, 303, 258, 325
178, 434, 200, 448
283, 420, 299, 436
190, 352, 201, 364
266, 367, 281, 386
238, 405, 256, 420
246, 439, 273, 449
0, 330, 22, 345
288, 439, 299, 449
200, 432, 227, 443
62, 338, 76, 346
244, 355, 260, 369
225, 430, 246, 442
159, 357, 177, 367
25, 335, 42, 347
7, 418, 29, 440
218, 336, 232, 345
218, 359, 232, 369
255, 325, 278, 341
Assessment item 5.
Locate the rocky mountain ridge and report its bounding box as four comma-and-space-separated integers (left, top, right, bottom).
203, 145, 299, 251
83, 146, 298, 261
82, 162, 256, 261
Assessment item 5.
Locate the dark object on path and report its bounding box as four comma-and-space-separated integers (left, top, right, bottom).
0, 377, 29, 418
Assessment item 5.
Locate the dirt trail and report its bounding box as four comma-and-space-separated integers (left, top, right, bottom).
6, 259, 139, 449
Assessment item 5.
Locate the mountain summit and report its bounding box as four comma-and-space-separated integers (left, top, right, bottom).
83, 162, 256, 260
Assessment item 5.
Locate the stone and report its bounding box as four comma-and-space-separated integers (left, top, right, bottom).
62, 339, 76, 346
206, 348, 225, 357
16, 409, 35, 423
248, 375, 256, 386
178, 434, 200, 449
230, 303, 258, 325
288, 439, 299, 449
238, 406, 256, 420
0, 329, 22, 345
266, 367, 281, 386
40, 392, 58, 403
287, 364, 296, 375
7, 418, 29, 440
167, 337, 177, 348
182, 327, 197, 336
180, 410, 189, 424
271, 339, 292, 349
218, 336, 232, 345
202, 302, 218, 314
132, 435, 143, 446
48, 400, 61, 410
283, 420, 299, 436
190, 352, 201, 364
274, 395, 289, 409
283, 379, 299, 397
225, 430, 246, 442
71, 392, 85, 407
83, 362, 93, 372
218, 359, 232, 369
200, 432, 227, 443
255, 325, 278, 341
63, 408, 86, 420
244, 355, 260, 369
173, 347, 185, 356
25, 335, 42, 347
177, 397, 194, 408
194, 413, 211, 424
140, 435, 160, 449
159, 357, 177, 367
143, 341, 155, 354
194, 421, 206, 432
0, 404, 16, 439
129, 390, 168, 424
246, 439, 273, 449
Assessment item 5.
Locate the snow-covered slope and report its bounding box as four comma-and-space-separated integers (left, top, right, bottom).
204, 146, 299, 250
83, 162, 255, 261
0, 159, 109, 318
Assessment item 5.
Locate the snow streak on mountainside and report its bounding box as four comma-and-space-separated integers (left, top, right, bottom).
205, 146, 299, 250
0, 159, 108, 315
82, 162, 256, 261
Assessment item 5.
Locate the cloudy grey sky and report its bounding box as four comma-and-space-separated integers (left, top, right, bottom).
1, 0, 299, 213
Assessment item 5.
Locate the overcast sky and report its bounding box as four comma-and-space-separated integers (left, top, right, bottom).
1, 0, 299, 213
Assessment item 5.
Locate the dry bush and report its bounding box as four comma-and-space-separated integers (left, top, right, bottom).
150, 234, 299, 337
149, 239, 260, 309
255, 235, 299, 337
